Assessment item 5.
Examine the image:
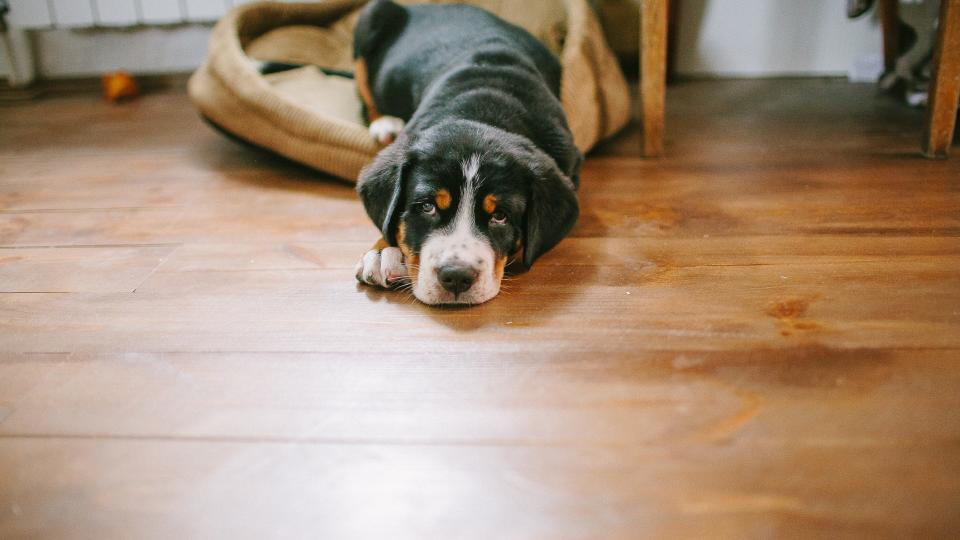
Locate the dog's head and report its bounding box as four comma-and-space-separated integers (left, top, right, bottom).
357, 121, 579, 305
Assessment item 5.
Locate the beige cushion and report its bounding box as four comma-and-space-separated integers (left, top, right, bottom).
188, 0, 630, 182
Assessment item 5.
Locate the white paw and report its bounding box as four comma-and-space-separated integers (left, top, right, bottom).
355, 246, 407, 288
369, 116, 405, 145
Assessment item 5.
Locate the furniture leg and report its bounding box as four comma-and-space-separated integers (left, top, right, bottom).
641, 0, 668, 157
923, 0, 960, 158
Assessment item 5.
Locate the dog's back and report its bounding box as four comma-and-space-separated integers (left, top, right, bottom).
353, 0, 578, 180
354, 1, 562, 114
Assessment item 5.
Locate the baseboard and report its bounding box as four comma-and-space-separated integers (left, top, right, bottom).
0, 71, 192, 101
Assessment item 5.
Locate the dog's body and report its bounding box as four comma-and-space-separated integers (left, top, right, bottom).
354, 0, 581, 305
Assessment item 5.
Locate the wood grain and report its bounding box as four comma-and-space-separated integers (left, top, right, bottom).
640, 0, 668, 157
923, 0, 960, 158
3, 437, 956, 540
1, 79, 959, 539
0, 245, 175, 292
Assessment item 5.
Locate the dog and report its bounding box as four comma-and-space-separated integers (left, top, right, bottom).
352, 0, 582, 305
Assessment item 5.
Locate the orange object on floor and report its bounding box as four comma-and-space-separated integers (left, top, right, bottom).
101, 71, 139, 102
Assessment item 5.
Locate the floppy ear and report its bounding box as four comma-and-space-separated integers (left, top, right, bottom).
522, 149, 580, 268
357, 136, 412, 245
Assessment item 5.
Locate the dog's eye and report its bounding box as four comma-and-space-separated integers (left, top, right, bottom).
419, 202, 437, 215
490, 211, 507, 225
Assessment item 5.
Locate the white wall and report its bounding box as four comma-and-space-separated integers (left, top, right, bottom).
0, 0, 251, 79
675, 0, 883, 77
35, 25, 213, 78
5, 0, 257, 27
0, 25, 213, 79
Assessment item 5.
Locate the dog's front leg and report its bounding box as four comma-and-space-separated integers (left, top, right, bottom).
355, 239, 408, 288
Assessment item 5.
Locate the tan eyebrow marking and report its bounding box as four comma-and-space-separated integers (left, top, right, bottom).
435, 188, 452, 210
483, 194, 497, 214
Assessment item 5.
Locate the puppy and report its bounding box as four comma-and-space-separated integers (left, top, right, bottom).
353, 0, 582, 305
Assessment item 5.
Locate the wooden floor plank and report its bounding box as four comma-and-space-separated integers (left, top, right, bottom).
1, 258, 958, 353
148, 236, 960, 272
1, 438, 957, 540
1, 350, 957, 445
0, 246, 175, 293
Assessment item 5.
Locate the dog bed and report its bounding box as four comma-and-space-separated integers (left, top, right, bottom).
188, 0, 631, 181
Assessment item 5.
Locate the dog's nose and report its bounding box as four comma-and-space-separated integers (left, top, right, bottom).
438, 264, 478, 294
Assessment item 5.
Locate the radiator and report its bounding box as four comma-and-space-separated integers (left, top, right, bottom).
6, 0, 295, 28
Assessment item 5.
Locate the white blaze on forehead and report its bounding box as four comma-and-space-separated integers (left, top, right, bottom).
411, 153, 501, 305
449, 155, 479, 238
462, 154, 481, 184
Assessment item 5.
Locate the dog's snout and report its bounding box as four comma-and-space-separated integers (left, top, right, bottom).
438, 264, 478, 294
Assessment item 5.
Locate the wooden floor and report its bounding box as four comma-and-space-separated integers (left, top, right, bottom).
1, 79, 959, 539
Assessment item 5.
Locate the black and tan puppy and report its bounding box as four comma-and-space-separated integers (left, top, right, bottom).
353, 0, 581, 305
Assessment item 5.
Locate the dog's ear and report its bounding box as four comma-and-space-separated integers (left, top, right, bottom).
353, 0, 408, 59
522, 148, 580, 268
357, 136, 413, 245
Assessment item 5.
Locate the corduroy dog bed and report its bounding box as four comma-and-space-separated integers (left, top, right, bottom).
188, 0, 630, 182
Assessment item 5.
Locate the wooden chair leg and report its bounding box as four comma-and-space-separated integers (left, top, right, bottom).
641, 0, 668, 158
879, 0, 900, 72
923, 0, 960, 158
666, 0, 681, 82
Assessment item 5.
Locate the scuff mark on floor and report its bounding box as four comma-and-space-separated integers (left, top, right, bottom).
699, 386, 765, 443
768, 296, 825, 336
